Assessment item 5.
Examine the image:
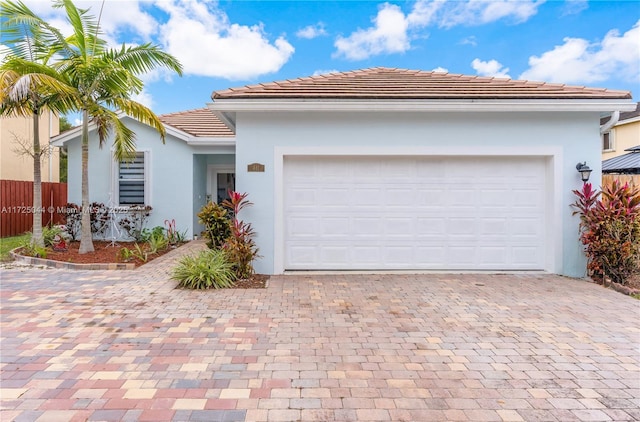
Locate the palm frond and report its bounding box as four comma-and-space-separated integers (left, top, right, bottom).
110, 98, 167, 142
0, 0, 75, 62
107, 44, 183, 76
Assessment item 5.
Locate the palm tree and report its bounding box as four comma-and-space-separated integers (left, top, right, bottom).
56, 0, 182, 253
0, 0, 77, 248
3, 0, 183, 253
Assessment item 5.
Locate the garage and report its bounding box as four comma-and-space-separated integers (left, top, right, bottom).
283, 155, 547, 271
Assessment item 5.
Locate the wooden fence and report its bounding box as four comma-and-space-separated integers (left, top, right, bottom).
602, 174, 640, 188
0, 180, 68, 238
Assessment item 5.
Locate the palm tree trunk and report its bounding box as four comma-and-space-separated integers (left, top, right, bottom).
31, 110, 44, 248
78, 109, 94, 254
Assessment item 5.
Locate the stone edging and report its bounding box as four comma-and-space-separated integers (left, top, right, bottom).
608, 281, 640, 297
587, 276, 640, 296
9, 248, 135, 271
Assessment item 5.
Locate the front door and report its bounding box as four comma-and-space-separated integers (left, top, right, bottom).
207, 165, 235, 204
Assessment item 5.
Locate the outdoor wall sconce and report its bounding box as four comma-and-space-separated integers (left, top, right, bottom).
576, 162, 593, 183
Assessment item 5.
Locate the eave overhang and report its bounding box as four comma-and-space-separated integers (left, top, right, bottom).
209, 98, 636, 112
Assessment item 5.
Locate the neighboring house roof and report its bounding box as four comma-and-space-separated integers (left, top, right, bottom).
602, 145, 640, 174
158, 108, 234, 137
600, 102, 640, 126
213, 67, 632, 100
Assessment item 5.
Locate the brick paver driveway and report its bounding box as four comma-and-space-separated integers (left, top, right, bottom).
1, 254, 638, 421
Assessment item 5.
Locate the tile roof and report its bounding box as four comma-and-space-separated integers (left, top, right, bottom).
620, 102, 640, 120
212, 67, 632, 100
158, 108, 234, 137
602, 147, 640, 174
601, 102, 640, 125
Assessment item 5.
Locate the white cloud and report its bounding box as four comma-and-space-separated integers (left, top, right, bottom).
460, 36, 478, 47
520, 20, 640, 84
297, 23, 328, 39
312, 69, 340, 76
334, 3, 409, 60
156, 0, 294, 79
438, 0, 543, 28
22, 0, 156, 46
432, 66, 448, 73
131, 89, 154, 109
561, 0, 588, 16
334, 0, 542, 60
18, 0, 293, 80
0, 44, 9, 63
471, 58, 511, 78
406, 0, 444, 28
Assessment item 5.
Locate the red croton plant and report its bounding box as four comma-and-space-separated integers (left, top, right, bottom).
221, 191, 259, 279
572, 180, 640, 285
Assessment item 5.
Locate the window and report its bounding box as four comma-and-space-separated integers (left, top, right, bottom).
118, 152, 146, 205
602, 131, 615, 152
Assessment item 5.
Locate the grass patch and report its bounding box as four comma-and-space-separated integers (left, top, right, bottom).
0, 234, 29, 262
631, 293, 640, 300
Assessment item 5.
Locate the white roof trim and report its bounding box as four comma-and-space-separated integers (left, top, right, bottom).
209, 99, 637, 113
186, 138, 235, 146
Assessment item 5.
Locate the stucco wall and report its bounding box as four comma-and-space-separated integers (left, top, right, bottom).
66, 118, 196, 239
192, 155, 207, 236
0, 112, 60, 182
234, 111, 600, 277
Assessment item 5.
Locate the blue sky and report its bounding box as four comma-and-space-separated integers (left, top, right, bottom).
11, 1, 640, 115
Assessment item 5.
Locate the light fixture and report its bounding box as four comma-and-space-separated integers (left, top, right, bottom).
576, 162, 592, 183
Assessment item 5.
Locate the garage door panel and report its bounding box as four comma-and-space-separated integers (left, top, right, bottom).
480, 219, 508, 235
353, 218, 383, 235
288, 217, 317, 237
384, 247, 414, 265
448, 247, 477, 265
480, 247, 508, 266
319, 188, 350, 206
511, 218, 542, 236
447, 218, 477, 235
512, 247, 542, 267
354, 188, 382, 205
415, 247, 446, 264
284, 156, 546, 270
321, 218, 350, 236
416, 218, 446, 235
289, 246, 317, 266
321, 247, 351, 266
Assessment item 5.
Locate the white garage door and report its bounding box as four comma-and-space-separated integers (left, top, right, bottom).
284, 156, 547, 271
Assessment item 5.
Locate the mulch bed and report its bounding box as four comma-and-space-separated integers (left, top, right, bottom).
230, 273, 269, 289
15, 240, 269, 289
41, 240, 174, 268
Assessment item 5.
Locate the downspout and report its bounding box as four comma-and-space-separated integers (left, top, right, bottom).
600, 110, 620, 134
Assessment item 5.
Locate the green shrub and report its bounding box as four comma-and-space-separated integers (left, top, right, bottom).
172, 249, 237, 289
119, 247, 134, 262
147, 230, 169, 254
20, 241, 47, 258
572, 180, 640, 285
198, 202, 231, 249
42, 225, 63, 247
141, 225, 165, 243
131, 243, 148, 262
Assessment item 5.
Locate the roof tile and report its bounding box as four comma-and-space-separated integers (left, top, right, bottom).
158, 108, 233, 138
212, 67, 631, 100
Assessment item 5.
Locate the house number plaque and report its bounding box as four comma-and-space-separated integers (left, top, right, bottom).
247, 163, 265, 172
